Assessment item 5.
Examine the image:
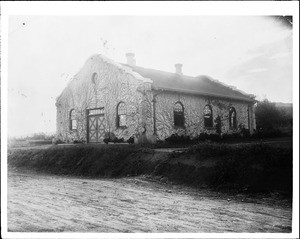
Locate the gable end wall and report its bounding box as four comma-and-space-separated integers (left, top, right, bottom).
56, 56, 153, 142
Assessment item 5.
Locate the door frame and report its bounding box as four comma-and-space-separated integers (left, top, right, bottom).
86, 107, 105, 143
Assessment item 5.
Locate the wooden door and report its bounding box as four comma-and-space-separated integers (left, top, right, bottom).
88, 112, 105, 143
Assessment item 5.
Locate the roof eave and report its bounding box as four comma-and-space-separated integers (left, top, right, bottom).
152, 86, 255, 103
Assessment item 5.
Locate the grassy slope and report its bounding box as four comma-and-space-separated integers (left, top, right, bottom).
8, 143, 292, 195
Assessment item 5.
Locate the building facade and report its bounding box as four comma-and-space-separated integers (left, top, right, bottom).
56, 54, 256, 143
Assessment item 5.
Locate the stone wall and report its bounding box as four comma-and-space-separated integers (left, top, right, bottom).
56, 55, 153, 142
154, 91, 254, 140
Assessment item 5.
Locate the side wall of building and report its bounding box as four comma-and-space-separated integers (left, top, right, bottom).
56, 55, 154, 142
56, 55, 255, 143
154, 91, 254, 140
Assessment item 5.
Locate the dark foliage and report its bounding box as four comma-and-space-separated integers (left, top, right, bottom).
159, 122, 289, 148
252, 129, 289, 139
193, 133, 221, 142
112, 137, 125, 143
165, 134, 192, 144
103, 138, 110, 144
185, 143, 292, 194
215, 116, 222, 135
127, 136, 135, 144
255, 99, 292, 132
8, 142, 292, 196
73, 139, 85, 144
103, 136, 125, 144
8, 145, 143, 177
163, 133, 223, 146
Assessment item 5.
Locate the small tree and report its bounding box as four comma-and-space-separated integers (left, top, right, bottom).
255, 99, 286, 131
215, 115, 222, 136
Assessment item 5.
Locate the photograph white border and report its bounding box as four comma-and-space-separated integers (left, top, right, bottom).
1, 1, 299, 238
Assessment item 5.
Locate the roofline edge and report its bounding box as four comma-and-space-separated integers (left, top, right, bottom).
152, 86, 255, 103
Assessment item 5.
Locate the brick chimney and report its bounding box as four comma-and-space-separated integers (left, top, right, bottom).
126, 53, 136, 66
175, 63, 183, 75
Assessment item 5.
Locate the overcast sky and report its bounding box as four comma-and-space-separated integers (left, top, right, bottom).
7, 15, 293, 137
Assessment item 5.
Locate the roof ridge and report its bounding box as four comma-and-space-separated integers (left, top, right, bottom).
121, 63, 196, 79
197, 75, 254, 99
122, 63, 254, 102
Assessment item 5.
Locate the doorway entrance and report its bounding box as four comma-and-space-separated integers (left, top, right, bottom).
87, 108, 105, 143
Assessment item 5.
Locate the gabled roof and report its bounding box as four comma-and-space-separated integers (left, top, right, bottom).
122, 64, 255, 103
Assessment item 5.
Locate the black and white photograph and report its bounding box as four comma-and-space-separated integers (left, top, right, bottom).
1, 1, 299, 238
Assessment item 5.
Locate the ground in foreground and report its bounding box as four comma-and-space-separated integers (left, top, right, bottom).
7, 168, 292, 233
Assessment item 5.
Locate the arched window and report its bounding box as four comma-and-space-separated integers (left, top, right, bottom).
174, 102, 184, 127
91, 72, 98, 84
203, 105, 213, 128
229, 107, 237, 129
116, 102, 126, 127
70, 109, 77, 130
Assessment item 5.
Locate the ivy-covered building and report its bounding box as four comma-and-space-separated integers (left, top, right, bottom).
56, 53, 256, 143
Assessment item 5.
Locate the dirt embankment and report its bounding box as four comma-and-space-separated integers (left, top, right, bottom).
8, 142, 293, 195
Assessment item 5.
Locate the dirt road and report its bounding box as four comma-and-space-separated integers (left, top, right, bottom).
7, 168, 292, 233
